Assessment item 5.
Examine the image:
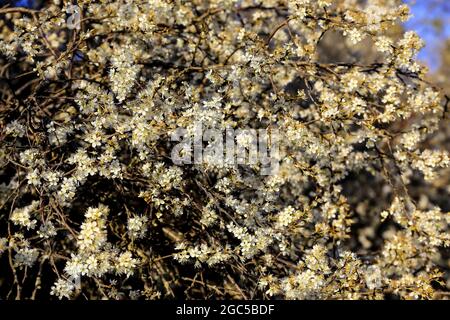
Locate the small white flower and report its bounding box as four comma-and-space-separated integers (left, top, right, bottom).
116, 251, 138, 277
51, 278, 76, 300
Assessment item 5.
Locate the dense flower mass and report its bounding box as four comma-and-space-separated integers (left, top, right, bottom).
0, 0, 449, 300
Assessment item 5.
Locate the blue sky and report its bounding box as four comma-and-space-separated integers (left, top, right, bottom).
404, 0, 450, 71
14, 0, 33, 7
